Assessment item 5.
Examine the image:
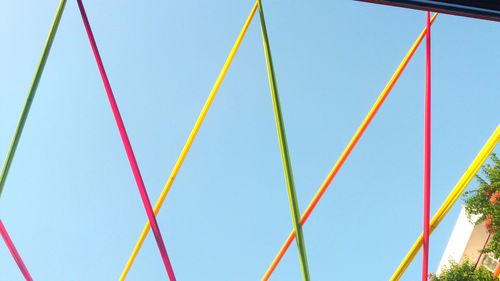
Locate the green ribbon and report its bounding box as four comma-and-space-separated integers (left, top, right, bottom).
257, 1, 311, 280
0, 0, 67, 199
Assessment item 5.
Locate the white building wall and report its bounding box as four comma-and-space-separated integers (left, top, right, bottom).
436, 207, 478, 274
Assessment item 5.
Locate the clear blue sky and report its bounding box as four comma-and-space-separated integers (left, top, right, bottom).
0, 1, 499, 280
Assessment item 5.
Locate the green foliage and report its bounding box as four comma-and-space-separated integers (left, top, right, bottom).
429, 260, 497, 281
430, 154, 499, 280
464, 153, 500, 258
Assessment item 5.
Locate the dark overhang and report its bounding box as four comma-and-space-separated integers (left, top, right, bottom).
356, 0, 500, 22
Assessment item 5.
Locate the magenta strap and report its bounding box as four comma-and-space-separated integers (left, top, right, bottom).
0, 220, 33, 281
421, 11, 432, 281
76, 1, 176, 279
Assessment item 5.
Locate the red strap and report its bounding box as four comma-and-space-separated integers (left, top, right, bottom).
422, 10, 432, 281
76, 1, 176, 279
0, 220, 33, 281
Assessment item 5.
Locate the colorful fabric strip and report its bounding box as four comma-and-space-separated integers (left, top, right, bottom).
76, 1, 176, 279
0, 220, 33, 281
257, 1, 311, 280
421, 10, 432, 281
0, 0, 67, 199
